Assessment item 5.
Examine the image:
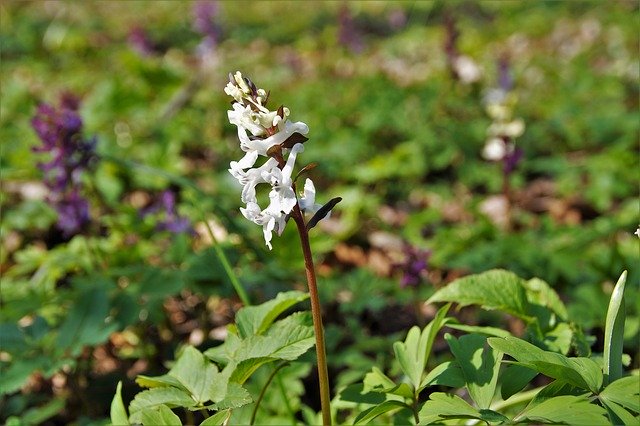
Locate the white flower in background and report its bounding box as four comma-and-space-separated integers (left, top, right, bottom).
482, 137, 509, 161
482, 84, 525, 165
453, 55, 482, 84
226, 71, 316, 249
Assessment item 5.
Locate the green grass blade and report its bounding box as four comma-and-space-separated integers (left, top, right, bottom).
603, 270, 627, 385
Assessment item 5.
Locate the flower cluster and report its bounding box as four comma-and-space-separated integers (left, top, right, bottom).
482, 59, 525, 175
225, 72, 321, 249
31, 95, 96, 236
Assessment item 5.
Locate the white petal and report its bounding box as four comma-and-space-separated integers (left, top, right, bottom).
483, 138, 506, 161
299, 178, 318, 212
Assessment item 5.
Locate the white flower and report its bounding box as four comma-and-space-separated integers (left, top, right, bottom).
482, 137, 508, 161
225, 72, 319, 250
228, 103, 266, 137
229, 155, 279, 204
263, 144, 304, 215
234, 118, 309, 156
453, 55, 482, 84
240, 202, 283, 250
299, 178, 323, 214
488, 119, 525, 139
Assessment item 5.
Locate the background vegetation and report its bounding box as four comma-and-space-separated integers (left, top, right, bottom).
1, 1, 638, 424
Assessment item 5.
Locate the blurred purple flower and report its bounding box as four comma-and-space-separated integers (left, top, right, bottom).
387, 8, 407, 31
128, 26, 158, 57
192, 0, 220, 54
142, 190, 193, 235
397, 245, 431, 288
338, 4, 364, 53
503, 146, 523, 176
498, 56, 513, 92
56, 190, 91, 236
31, 96, 96, 236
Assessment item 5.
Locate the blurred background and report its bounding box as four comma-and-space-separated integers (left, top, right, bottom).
1, 1, 638, 424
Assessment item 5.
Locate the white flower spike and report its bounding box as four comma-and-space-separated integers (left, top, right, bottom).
225, 71, 317, 249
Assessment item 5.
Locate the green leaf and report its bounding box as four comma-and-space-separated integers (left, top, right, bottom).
210, 382, 252, 410
337, 383, 386, 405
527, 380, 590, 409
168, 346, 226, 404
602, 400, 638, 426
129, 404, 182, 426
499, 364, 538, 400
600, 376, 640, 413
427, 270, 531, 321
135, 374, 186, 390
523, 277, 568, 320
516, 395, 609, 425
354, 400, 411, 425
419, 361, 465, 391
56, 281, 118, 355
20, 397, 66, 425
363, 367, 413, 399
235, 291, 309, 338
0, 360, 37, 395
418, 392, 481, 424
110, 381, 129, 425
363, 367, 397, 392
199, 410, 231, 425
393, 328, 420, 391
445, 322, 511, 338
542, 322, 573, 354
488, 336, 602, 393
446, 333, 502, 409
393, 304, 451, 391
603, 270, 627, 385
129, 387, 196, 413
208, 314, 314, 384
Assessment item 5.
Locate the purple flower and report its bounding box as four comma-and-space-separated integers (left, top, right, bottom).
141, 190, 193, 235
338, 4, 364, 53
56, 190, 91, 236
503, 146, 523, 176
31, 96, 96, 236
397, 245, 431, 288
192, 0, 220, 54
128, 26, 158, 57
498, 56, 513, 93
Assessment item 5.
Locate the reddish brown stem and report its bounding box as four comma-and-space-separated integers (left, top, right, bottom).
291, 205, 331, 425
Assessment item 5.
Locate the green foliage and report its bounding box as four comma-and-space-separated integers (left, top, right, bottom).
1, 1, 638, 423
350, 270, 638, 425
112, 292, 314, 425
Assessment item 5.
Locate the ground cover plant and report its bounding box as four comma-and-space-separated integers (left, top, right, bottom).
0, 1, 638, 425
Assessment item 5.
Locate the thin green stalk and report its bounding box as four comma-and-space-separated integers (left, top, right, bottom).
274, 369, 297, 425
491, 387, 542, 412
250, 362, 289, 425
100, 154, 251, 306
291, 205, 331, 425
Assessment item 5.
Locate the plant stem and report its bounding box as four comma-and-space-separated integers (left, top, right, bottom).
275, 369, 297, 425
291, 205, 331, 425
250, 362, 289, 425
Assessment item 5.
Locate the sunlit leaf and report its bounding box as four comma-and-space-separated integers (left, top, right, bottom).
427, 270, 531, 321
446, 333, 502, 409
516, 395, 609, 425
110, 381, 129, 426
